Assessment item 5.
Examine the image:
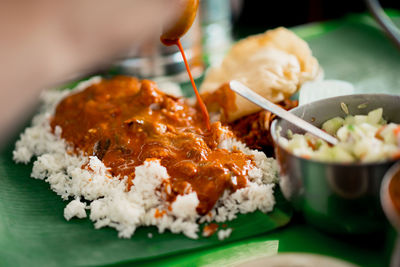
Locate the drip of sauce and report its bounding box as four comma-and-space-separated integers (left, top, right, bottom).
175, 39, 211, 131
159, 0, 209, 129
51, 76, 252, 215
201, 83, 238, 122
161, 33, 210, 130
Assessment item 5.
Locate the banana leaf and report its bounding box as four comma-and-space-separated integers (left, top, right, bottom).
0, 127, 292, 267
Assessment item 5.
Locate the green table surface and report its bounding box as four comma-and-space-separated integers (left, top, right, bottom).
139, 11, 400, 267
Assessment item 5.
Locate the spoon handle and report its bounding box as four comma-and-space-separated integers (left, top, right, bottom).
229, 80, 338, 145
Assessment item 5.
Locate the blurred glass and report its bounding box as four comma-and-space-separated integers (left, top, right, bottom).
112, 13, 203, 83
201, 0, 233, 66
111, 0, 234, 82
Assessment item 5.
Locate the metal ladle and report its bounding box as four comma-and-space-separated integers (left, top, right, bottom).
229, 80, 339, 145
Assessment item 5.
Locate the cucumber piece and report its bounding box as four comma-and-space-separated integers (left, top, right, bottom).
322, 117, 344, 135
367, 108, 383, 124
332, 146, 354, 162
336, 126, 350, 141
354, 115, 368, 124
344, 115, 355, 125
287, 129, 294, 139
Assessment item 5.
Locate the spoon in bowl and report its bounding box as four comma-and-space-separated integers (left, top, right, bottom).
229, 80, 339, 145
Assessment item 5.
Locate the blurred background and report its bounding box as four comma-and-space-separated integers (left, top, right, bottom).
113, 0, 400, 83
233, 0, 400, 38
2, 0, 399, 145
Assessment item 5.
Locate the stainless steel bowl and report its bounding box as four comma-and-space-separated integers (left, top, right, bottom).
271, 94, 400, 234
381, 162, 400, 266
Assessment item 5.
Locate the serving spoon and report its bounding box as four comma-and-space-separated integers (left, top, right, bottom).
229, 80, 339, 145
160, 0, 199, 46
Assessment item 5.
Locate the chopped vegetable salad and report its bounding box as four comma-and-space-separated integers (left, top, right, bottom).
279, 108, 400, 163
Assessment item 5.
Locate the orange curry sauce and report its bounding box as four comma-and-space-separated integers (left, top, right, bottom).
51, 76, 254, 215
174, 39, 211, 131
203, 223, 219, 237
389, 171, 400, 215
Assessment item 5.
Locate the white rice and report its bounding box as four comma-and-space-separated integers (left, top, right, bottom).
217, 228, 233, 241
13, 77, 279, 239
